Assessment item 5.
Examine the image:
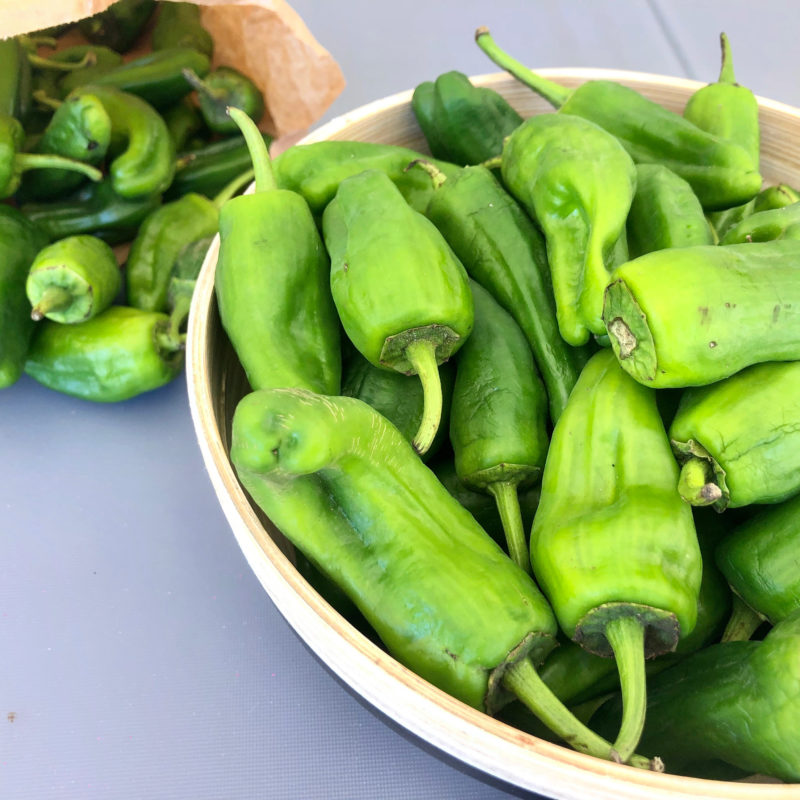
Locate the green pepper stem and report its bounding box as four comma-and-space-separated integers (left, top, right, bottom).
721, 595, 764, 643
32, 89, 63, 110
212, 167, 256, 208
406, 158, 448, 190
155, 321, 186, 355
167, 293, 194, 341
474, 27, 571, 108
502, 657, 658, 770
182, 67, 226, 100
487, 480, 531, 574
31, 286, 73, 321
20, 34, 58, 49
405, 338, 442, 456
27, 51, 96, 71
718, 32, 736, 85
677, 457, 723, 507
15, 153, 103, 181
479, 155, 503, 170
604, 616, 647, 765
226, 106, 276, 194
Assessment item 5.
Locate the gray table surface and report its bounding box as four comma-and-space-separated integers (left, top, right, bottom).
2, 2, 797, 799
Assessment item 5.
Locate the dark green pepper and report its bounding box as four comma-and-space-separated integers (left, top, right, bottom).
24, 305, 183, 402
415, 160, 587, 422
163, 96, 206, 151
151, 2, 214, 58
721, 199, 800, 243
0, 37, 33, 122
78, 0, 158, 53
230, 387, 654, 767
603, 240, 800, 388
182, 65, 264, 134
626, 163, 714, 258
500, 112, 636, 345
530, 348, 702, 762
215, 108, 341, 395
0, 206, 49, 388
322, 168, 474, 454
476, 27, 762, 210
411, 70, 523, 165
26, 235, 120, 323
668, 361, 800, 510
450, 280, 548, 572
165, 235, 214, 337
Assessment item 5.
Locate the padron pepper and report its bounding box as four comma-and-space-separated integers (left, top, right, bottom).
230, 387, 655, 767
413, 160, 587, 422
0, 36, 32, 122
603, 239, 800, 387
163, 97, 206, 152
476, 27, 762, 210
26, 235, 120, 324
77, 0, 157, 52
165, 234, 215, 338
668, 360, 800, 510
530, 348, 702, 763
706, 182, 799, 242
411, 70, 523, 165
590, 609, 800, 782
322, 168, 474, 454
721, 199, 800, 243
182, 66, 265, 134
450, 280, 548, 572
500, 112, 637, 345
215, 108, 341, 395
151, 2, 214, 58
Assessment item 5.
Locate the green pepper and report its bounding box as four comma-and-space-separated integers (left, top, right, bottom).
341, 351, 455, 462
322, 168, 474, 454
182, 66, 264, 134
668, 360, 800, 510
77, 0, 158, 53
272, 140, 460, 215
0, 37, 33, 122
230, 387, 655, 767
26, 235, 121, 324
21, 176, 162, 245
151, 2, 214, 58
415, 160, 588, 422
64, 48, 211, 110
68, 84, 175, 198
530, 348, 702, 763
603, 240, 800, 388
0, 113, 102, 198
591, 609, 800, 781
411, 70, 523, 165
24, 305, 183, 402
500, 112, 636, 346
716, 494, 800, 643
165, 234, 214, 336
721, 199, 800, 243
163, 96, 206, 151
449, 280, 548, 572
47, 45, 123, 73
626, 163, 714, 258
0, 206, 49, 388
215, 108, 341, 395
476, 28, 762, 210
706, 182, 800, 242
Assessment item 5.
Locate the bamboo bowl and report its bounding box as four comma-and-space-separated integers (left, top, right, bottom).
186, 70, 800, 799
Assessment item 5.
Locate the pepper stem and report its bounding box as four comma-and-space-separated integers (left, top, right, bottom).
167, 293, 194, 341
718, 32, 736, 85
155, 320, 186, 356
32, 89, 63, 110
502, 657, 658, 770
474, 27, 571, 108
15, 153, 103, 182
212, 167, 256, 208
404, 338, 442, 456
182, 67, 226, 100
27, 51, 96, 71
227, 106, 275, 193
604, 615, 647, 765
406, 158, 448, 190
677, 457, 723, 507
479, 155, 503, 170
487, 480, 531, 574
31, 286, 73, 321
721, 595, 763, 643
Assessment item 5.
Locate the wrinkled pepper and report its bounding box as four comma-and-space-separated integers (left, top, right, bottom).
152, 2, 214, 58
603, 239, 800, 388
500, 112, 636, 345
707, 182, 799, 242
182, 65, 264, 134
322, 168, 474, 454
26, 235, 120, 324
476, 27, 762, 210
721, 199, 800, 243
450, 280, 548, 572
77, 0, 157, 52
668, 360, 800, 510
530, 348, 702, 762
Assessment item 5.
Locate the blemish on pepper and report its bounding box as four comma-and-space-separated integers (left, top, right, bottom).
709, 341, 717, 348
698, 306, 710, 323
607, 317, 637, 359
773, 304, 781, 323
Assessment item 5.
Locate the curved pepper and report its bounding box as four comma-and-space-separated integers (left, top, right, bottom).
450, 280, 548, 572
591, 610, 800, 782
183, 66, 264, 134
501, 112, 636, 345
530, 348, 702, 762
230, 387, 655, 768
603, 240, 800, 388
152, 2, 214, 58
411, 70, 523, 165
668, 360, 800, 510
215, 108, 341, 395
323, 168, 473, 454
77, 0, 157, 53
683, 33, 759, 170
26, 235, 120, 324
24, 305, 183, 402
721, 199, 800, 243
476, 27, 762, 210
706, 182, 799, 242
0, 206, 49, 388
416, 160, 588, 422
